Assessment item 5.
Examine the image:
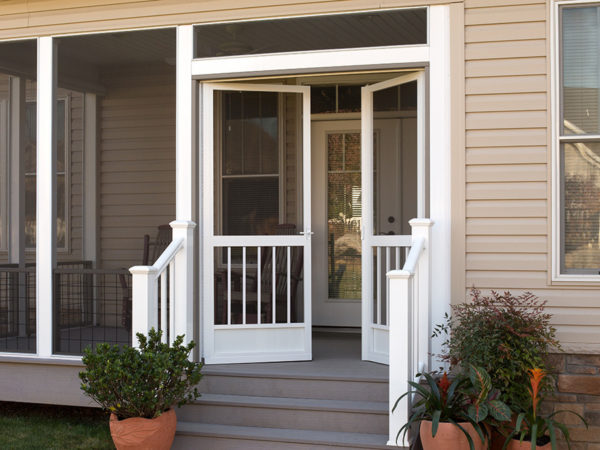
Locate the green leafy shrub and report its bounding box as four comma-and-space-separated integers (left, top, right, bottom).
79, 328, 203, 419
434, 289, 559, 412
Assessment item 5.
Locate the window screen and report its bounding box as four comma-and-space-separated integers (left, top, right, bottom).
559, 6, 600, 274
195, 8, 427, 58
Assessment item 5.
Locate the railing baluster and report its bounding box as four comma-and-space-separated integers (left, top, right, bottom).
227, 247, 231, 325
160, 271, 167, 343
377, 246, 382, 326
386, 246, 391, 326
242, 247, 246, 325
396, 247, 401, 270
257, 247, 261, 325
287, 246, 291, 324
169, 261, 175, 344
272, 247, 276, 324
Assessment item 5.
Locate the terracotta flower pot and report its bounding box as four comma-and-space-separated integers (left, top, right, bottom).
420, 420, 487, 450
506, 437, 551, 450
109, 408, 176, 450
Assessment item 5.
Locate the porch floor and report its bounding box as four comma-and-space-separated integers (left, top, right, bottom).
204, 331, 388, 380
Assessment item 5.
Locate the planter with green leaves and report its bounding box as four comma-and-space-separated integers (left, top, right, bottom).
394, 366, 510, 450
434, 289, 560, 413
502, 368, 587, 450
79, 328, 203, 450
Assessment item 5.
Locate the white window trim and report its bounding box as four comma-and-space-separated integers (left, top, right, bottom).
24, 94, 70, 253
551, 0, 600, 282
0, 98, 7, 252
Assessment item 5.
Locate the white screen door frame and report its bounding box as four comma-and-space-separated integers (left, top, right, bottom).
361, 71, 426, 365
201, 82, 312, 364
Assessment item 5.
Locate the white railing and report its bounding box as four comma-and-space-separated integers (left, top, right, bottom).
214, 244, 303, 326
387, 218, 433, 447
130, 220, 196, 347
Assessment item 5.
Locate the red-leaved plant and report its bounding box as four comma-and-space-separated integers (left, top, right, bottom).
433, 289, 560, 412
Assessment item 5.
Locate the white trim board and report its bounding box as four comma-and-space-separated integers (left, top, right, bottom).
551, 0, 600, 282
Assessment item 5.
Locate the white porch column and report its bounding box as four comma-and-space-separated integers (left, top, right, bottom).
387, 270, 412, 447
8, 77, 27, 337
171, 220, 195, 343
176, 25, 194, 221
429, 5, 452, 361
129, 266, 158, 347
409, 218, 433, 376
174, 25, 196, 347
36, 37, 57, 357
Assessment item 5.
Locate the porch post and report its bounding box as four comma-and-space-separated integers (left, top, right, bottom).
387, 270, 412, 447
8, 76, 26, 337
429, 5, 452, 360
174, 25, 196, 346
36, 37, 57, 357
409, 218, 433, 376
170, 220, 195, 342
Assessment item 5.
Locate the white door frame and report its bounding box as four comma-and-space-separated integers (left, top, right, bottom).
201, 82, 312, 364
194, 5, 453, 363
361, 71, 426, 365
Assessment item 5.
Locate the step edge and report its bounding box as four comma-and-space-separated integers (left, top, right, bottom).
189, 393, 388, 414
176, 421, 391, 449
202, 369, 388, 383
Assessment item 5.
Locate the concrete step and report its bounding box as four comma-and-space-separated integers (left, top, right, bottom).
178, 393, 388, 434
198, 369, 388, 402
174, 422, 391, 449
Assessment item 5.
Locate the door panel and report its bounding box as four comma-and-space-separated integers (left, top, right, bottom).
202, 82, 312, 364
361, 72, 425, 365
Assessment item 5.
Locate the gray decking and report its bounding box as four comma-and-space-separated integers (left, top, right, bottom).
204, 331, 388, 380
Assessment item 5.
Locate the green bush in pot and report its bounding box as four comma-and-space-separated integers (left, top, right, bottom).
79, 328, 202, 419
433, 289, 559, 413
79, 328, 203, 450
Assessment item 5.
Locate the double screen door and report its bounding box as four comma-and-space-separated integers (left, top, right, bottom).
201, 72, 424, 365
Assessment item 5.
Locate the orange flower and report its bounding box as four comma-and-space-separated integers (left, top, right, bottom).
528, 368, 546, 416
438, 372, 451, 404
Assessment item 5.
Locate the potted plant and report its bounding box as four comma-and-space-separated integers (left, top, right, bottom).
79, 328, 203, 450
502, 368, 587, 450
394, 366, 510, 450
433, 289, 560, 413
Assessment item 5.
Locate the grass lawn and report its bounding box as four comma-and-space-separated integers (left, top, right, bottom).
0, 402, 113, 449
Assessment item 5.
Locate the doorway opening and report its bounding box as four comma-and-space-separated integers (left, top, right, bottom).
202, 70, 424, 365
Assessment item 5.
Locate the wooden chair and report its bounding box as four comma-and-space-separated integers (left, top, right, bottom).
121, 225, 172, 330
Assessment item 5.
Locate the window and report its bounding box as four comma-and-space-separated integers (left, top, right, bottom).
557, 4, 600, 276
24, 98, 68, 249
0, 98, 7, 251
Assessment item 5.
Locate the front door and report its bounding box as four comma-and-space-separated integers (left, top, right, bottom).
202, 82, 312, 364
311, 120, 405, 327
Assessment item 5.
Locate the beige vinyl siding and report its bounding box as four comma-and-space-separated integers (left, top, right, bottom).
98, 63, 175, 270
464, 0, 600, 353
